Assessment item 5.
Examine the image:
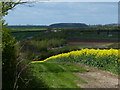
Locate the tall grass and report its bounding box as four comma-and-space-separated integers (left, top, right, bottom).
30, 39, 67, 49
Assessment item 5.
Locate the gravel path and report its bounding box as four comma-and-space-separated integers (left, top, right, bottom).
76, 63, 119, 88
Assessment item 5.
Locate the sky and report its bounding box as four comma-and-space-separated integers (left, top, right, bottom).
4, 2, 118, 25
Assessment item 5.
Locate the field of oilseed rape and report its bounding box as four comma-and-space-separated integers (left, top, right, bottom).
32, 49, 119, 74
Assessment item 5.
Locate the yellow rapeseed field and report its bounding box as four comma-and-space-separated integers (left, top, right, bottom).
32, 49, 119, 63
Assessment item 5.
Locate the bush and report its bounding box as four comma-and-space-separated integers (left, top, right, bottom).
2, 25, 17, 88
2, 25, 32, 89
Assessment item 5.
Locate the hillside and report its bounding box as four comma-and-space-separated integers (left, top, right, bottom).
49, 23, 89, 28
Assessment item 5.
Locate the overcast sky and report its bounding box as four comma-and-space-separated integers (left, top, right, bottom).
4, 2, 118, 25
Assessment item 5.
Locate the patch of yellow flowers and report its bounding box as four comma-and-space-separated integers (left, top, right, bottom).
32, 49, 119, 63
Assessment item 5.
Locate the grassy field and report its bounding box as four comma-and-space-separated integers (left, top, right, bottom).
30, 62, 89, 88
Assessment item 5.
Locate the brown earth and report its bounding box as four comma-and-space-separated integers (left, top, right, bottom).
68, 38, 118, 42
68, 38, 118, 46
75, 63, 119, 88
68, 42, 113, 46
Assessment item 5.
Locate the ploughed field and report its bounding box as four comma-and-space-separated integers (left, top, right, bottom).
67, 38, 118, 47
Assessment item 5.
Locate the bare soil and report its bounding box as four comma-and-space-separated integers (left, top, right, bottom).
68, 38, 118, 46
68, 42, 113, 46
76, 63, 119, 88
68, 38, 118, 42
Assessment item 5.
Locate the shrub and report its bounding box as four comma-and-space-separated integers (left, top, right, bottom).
2, 25, 17, 88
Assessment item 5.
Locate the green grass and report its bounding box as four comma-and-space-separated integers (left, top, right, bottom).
30, 62, 89, 88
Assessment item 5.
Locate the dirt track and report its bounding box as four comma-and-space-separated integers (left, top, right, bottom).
76, 63, 119, 88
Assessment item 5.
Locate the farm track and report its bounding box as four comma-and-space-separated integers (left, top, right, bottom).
76, 63, 119, 88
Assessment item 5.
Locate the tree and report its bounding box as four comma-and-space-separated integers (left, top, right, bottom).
1, 1, 27, 89
2, 1, 26, 16
1, 1, 47, 89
